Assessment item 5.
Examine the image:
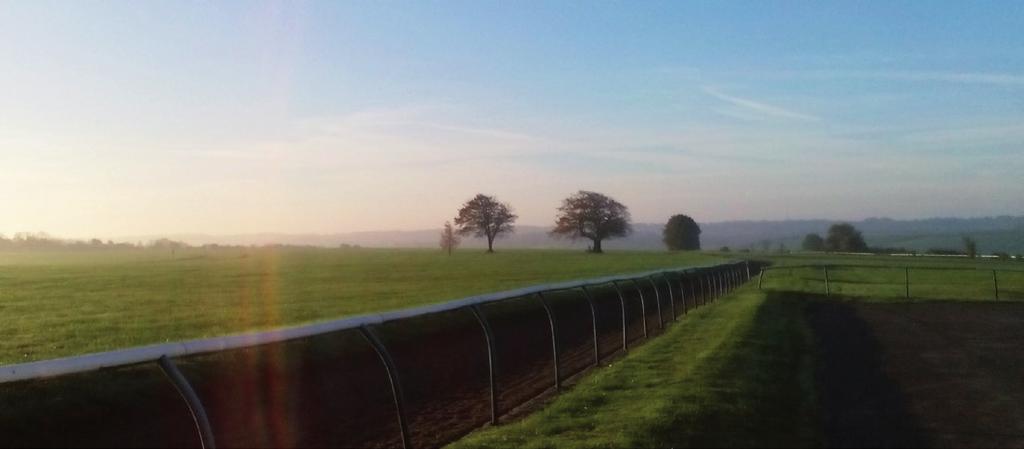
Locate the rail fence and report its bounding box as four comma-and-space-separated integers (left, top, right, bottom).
758, 264, 1024, 300
0, 260, 756, 448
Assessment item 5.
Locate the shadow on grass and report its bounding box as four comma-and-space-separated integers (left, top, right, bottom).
640, 292, 821, 448
649, 291, 927, 448
800, 293, 926, 448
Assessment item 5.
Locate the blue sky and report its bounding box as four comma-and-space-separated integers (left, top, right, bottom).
1, 1, 1022, 237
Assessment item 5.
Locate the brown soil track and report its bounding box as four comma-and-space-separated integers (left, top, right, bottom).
808, 300, 1024, 448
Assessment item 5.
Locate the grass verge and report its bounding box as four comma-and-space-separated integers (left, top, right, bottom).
448, 286, 819, 448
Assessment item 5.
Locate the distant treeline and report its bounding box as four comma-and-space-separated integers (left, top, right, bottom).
0, 232, 339, 251
0, 232, 190, 250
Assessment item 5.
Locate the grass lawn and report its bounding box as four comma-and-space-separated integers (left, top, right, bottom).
449, 285, 819, 449
0, 247, 722, 364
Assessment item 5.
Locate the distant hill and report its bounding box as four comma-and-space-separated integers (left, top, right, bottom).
119, 215, 1024, 254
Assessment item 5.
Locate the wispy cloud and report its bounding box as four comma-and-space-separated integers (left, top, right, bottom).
702, 87, 821, 122
767, 70, 1024, 87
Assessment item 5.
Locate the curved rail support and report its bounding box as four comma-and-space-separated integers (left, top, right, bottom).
469, 305, 499, 425
662, 273, 677, 320
537, 293, 561, 391
629, 280, 649, 338
646, 277, 664, 328
157, 355, 216, 449
611, 281, 629, 353
579, 287, 601, 366
358, 326, 411, 449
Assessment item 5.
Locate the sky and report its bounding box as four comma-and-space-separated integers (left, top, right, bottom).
1, 1, 1023, 238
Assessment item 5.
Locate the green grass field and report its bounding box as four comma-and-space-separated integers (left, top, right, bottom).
4, 248, 1023, 447
0, 248, 721, 365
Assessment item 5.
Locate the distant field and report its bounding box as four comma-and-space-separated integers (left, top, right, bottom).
0, 248, 721, 364
756, 252, 1024, 301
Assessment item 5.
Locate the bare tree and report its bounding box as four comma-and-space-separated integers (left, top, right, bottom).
439, 221, 460, 256
551, 190, 631, 253
454, 194, 517, 253
962, 235, 978, 258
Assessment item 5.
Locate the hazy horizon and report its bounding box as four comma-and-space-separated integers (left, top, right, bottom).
5, 213, 1021, 246
3, 2, 1022, 237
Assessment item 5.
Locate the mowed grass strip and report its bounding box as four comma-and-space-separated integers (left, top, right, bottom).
448, 287, 819, 449
0, 248, 720, 364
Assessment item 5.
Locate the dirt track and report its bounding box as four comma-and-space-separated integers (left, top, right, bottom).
808, 301, 1024, 448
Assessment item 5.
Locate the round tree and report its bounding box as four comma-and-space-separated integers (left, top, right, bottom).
663, 214, 701, 250
824, 223, 868, 252
801, 233, 825, 251
551, 190, 632, 253
454, 194, 517, 253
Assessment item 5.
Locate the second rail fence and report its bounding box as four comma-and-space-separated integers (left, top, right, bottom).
757, 263, 1024, 301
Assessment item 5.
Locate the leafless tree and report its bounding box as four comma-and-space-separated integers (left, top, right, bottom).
439, 221, 460, 256
962, 235, 978, 258
550, 190, 631, 253
454, 194, 517, 253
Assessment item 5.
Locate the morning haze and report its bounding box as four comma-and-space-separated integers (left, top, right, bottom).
5, 3, 1024, 448
1, 2, 1021, 238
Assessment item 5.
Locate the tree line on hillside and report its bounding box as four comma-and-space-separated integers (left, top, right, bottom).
799, 224, 1020, 259
800, 223, 870, 253
440, 191, 702, 254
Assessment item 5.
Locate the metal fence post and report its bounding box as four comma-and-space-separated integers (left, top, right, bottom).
579, 287, 601, 366
680, 275, 689, 315
993, 270, 1000, 300
824, 267, 831, 296
537, 293, 561, 391
358, 326, 411, 449
631, 280, 649, 338
717, 271, 723, 297
469, 305, 499, 425
708, 274, 715, 302
688, 275, 696, 310
705, 273, 712, 303
662, 273, 677, 320
157, 356, 216, 449
745, 261, 751, 281
758, 267, 765, 290
905, 267, 910, 299
612, 281, 629, 353
646, 277, 664, 329
699, 273, 707, 305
